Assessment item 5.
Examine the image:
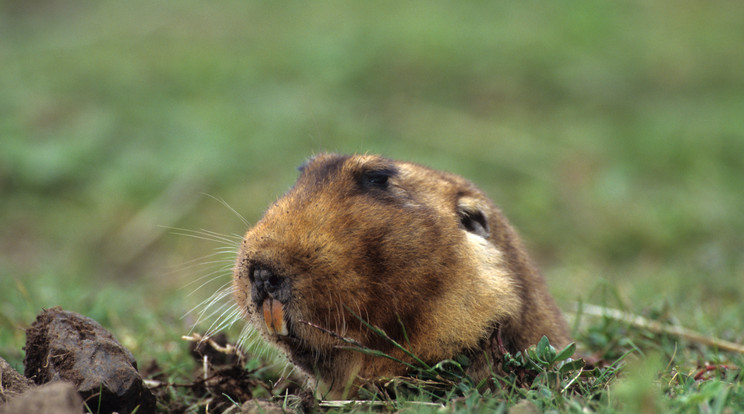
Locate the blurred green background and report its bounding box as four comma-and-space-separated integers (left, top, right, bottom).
1, 0, 743, 371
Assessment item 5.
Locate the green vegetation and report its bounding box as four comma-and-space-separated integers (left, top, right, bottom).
1, 0, 742, 412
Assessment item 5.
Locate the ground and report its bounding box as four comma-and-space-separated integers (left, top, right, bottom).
1, 1, 743, 412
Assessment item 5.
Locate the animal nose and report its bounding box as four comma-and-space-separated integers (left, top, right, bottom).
253, 267, 281, 294
250, 265, 289, 304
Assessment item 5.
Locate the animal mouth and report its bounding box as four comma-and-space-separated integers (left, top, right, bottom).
249, 264, 292, 337
261, 296, 289, 336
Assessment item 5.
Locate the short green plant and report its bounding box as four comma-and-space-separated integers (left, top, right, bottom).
316, 308, 620, 412
509, 336, 585, 389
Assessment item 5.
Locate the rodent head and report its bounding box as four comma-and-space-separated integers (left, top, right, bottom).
232, 153, 528, 391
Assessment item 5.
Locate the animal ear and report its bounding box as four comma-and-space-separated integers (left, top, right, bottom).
457, 196, 490, 238
297, 153, 327, 173
297, 156, 315, 173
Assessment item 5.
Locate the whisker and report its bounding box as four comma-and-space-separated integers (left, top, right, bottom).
324, 290, 333, 335
202, 193, 251, 227
190, 297, 234, 334
186, 284, 234, 325
335, 291, 344, 336
169, 204, 296, 377
184, 266, 234, 293
166, 228, 241, 246
351, 297, 364, 338
174, 251, 236, 273
204, 304, 243, 337
190, 227, 244, 245
236, 324, 254, 352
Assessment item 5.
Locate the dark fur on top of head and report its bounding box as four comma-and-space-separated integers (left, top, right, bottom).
233, 153, 569, 396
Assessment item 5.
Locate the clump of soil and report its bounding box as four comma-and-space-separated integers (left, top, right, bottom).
0, 357, 33, 403
23, 307, 155, 414
0, 381, 83, 414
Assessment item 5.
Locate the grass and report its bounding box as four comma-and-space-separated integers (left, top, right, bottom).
1, 0, 743, 412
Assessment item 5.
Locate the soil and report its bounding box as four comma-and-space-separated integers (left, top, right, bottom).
0, 356, 33, 403
145, 333, 312, 413
0, 381, 83, 414
1, 308, 312, 414
22, 307, 156, 414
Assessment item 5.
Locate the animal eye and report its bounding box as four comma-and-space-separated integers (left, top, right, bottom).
360, 168, 395, 190
365, 172, 388, 187
458, 209, 490, 238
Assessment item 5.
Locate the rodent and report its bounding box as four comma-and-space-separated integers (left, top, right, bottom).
232, 153, 569, 397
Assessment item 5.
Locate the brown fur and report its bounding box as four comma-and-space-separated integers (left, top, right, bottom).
233, 154, 569, 396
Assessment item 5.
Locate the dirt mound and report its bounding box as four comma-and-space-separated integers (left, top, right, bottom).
23, 307, 155, 414
1, 308, 309, 413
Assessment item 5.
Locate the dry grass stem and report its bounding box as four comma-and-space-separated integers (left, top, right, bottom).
574, 303, 744, 354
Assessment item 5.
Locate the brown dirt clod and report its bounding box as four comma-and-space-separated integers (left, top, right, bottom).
23, 307, 155, 414
0, 356, 34, 404
0, 381, 83, 414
